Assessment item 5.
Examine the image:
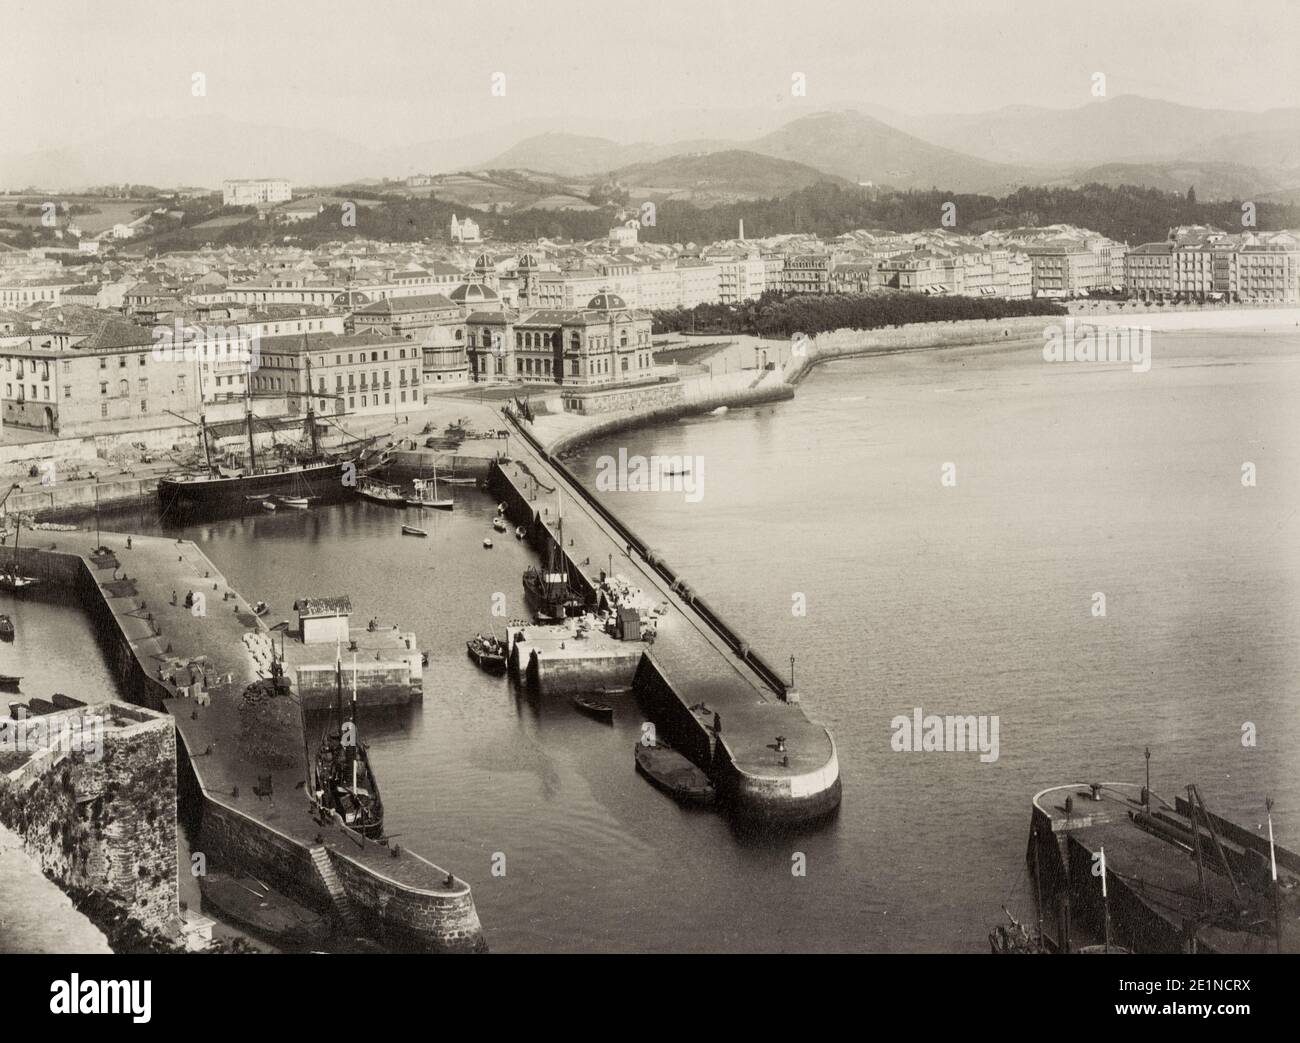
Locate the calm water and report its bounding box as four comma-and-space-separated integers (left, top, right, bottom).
27, 328, 1300, 952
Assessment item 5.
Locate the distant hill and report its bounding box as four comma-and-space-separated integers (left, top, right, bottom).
609, 150, 851, 204
744, 110, 1028, 193
1050, 161, 1296, 201
475, 132, 729, 178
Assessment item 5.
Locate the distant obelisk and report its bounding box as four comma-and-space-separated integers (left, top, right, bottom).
738, 218, 745, 241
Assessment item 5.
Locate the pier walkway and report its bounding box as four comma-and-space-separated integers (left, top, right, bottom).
11, 528, 484, 952
493, 414, 840, 822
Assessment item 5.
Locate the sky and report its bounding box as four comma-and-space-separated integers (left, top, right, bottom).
3, 0, 1300, 153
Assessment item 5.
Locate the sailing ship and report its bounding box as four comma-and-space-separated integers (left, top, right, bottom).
158, 353, 381, 517
522, 516, 584, 620
407, 474, 453, 511
306, 651, 384, 839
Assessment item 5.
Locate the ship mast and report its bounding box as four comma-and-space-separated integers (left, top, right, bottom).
303, 336, 319, 456
195, 357, 215, 475
244, 354, 257, 475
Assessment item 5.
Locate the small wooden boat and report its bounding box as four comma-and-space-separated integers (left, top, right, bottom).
252, 601, 269, 617
357, 477, 406, 506
441, 475, 477, 486
0, 574, 41, 594
200, 869, 329, 947
570, 694, 613, 724
482, 537, 493, 548
514, 526, 526, 540
466, 634, 507, 672
0, 674, 22, 691
406, 476, 453, 511
244, 494, 270, 503
0, 614, 13, 640
261, 500, 277, 511
277, 495, 311, 510
492, 517, 508, 533
401, 525, 427, 537
634, 740, 716, 806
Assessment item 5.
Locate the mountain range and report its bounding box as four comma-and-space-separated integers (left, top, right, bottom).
3, 96, 1298, 204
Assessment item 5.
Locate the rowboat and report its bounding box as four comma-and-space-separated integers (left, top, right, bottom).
570, 694, 613, 724
441, 475, 477, 486
401, 525, 427, 537
261, 501, 277, 511
277, 495, 311, 510
466, 634, 507, 672
634, 740, 716, 806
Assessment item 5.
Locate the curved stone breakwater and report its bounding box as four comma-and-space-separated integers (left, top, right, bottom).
493, 416, 842, 825
0, 533, 486, 953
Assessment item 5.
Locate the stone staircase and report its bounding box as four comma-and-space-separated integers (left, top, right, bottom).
309, 844, 361, 934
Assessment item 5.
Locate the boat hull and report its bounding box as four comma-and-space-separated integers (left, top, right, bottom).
158, 460, 354, 517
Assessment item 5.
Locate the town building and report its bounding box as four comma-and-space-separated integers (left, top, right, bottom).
222, 179, 292, 207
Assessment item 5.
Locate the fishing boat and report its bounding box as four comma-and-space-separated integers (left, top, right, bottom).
0, 517, 42, 595
357, 476, 406, 506
482, 537, 493, 548
523, 516, 584, 619
0, 674, 21, 691
401, 525, 427, 537
407, 474, 453, 511
466, 633, 507, 673
158, 353, 381, 517
570, 693, 613, 723
307, 652, 384, 839
0, 614, 13, 640
634, 740, 715, 806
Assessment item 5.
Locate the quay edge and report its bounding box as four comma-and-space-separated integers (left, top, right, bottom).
0, 536, 487, 953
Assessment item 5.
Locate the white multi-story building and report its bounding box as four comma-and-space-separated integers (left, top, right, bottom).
222, 179, 292, 207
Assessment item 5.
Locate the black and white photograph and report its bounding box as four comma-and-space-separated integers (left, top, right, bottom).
0, 0, 1296, 1016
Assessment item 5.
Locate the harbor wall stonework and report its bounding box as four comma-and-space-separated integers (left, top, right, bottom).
0, 703, 179, 938
329, 848, 486, 953
17, 542, 486, 953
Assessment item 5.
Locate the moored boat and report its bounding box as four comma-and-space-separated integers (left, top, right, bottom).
277, 495, 312, 510
401, 525, 427, 537
466, 633, 507, 672
357, 476, 406, 506
307, 653, 384, 839
634, 740, 716, 806
406, 474, 453, 511
570, 693, 613, 723
158, 355, 380, 517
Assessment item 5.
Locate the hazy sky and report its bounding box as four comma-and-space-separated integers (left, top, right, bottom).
5, 0, 1300, 152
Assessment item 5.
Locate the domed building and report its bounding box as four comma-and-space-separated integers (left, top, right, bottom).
448, 281, 502, 309
467, 286, 653, 388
